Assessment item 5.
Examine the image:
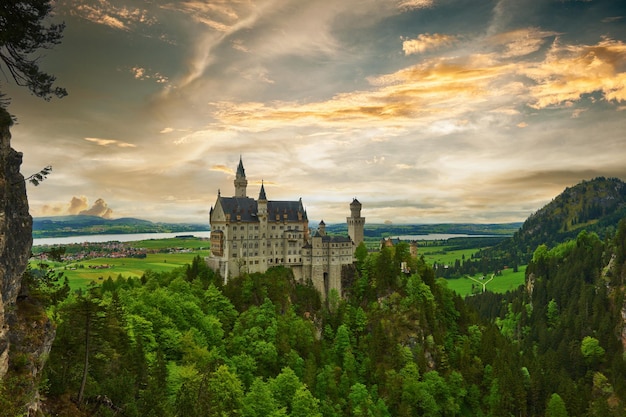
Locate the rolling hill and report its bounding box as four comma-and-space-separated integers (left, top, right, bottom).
32, 215, 210, 238
486, 176, 626, 265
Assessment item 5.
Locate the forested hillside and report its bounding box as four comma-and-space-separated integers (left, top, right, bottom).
33, 216, 209, 238
467, 220, 626, 416
472, 177, 626, 274
5, 178, 626, 416
22, 219, 626, 416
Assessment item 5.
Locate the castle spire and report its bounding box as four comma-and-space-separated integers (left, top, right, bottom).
259, 180, 267, 201
234, 156, 248, 197
236, 155, 246, 178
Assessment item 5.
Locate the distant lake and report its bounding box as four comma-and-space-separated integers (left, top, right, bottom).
392, 234, 502, 240
33, 231, 502, 247
33, 231, 212, 246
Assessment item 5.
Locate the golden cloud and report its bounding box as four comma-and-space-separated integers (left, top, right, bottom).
69, 0, 155, 31
79, 198, 114, 219
203, 36, 625, 132
162, 1, 240, 31
488, 28, 558, 58
398, 0, 434, 10
524, 38, 626, 108
402, 33, 456, 55
68, 196, 89, 214
84, 137, 137, 148
38, 196, 110, 217
210, 164, 235, 175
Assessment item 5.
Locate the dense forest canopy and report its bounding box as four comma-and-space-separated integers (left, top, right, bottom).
2, 177, 626, 416
11, 214, 624, 417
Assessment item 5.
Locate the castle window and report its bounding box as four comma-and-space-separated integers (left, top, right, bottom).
240, 226, 244, 230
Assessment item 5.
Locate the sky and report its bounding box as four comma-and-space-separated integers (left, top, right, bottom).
3, 0, 626, 224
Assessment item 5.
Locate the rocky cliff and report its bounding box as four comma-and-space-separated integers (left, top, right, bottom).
0, 107, 54, 415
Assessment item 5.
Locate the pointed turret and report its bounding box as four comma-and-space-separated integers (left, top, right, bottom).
234, 156, 248, 197
259, 181, 267, 201
258, 181, 268, 216
318, 220, 326, 236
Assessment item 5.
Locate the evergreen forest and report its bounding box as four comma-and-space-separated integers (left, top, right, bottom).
7, 214, 624, 417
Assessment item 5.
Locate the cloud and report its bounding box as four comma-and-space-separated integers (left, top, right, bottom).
68, 196, 89, 214
210, 164, 235, 175
402, 33, 456, 55
163, 1, 241, 32
199, 35, 626, 133
602, 16, 623, 24
84, 137, 137, 148
40, 197, 114, 218
398, 0, 434, 10
129, 67, 169, 84
489, 28, 558, 58
79, 198, 114, 219
68, 0, 156, 31
524, 37, 626, 108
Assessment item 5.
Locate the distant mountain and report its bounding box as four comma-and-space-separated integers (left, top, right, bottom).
33, 215, 210, 238
489, 177, 626, 264
323, 222, 522, 237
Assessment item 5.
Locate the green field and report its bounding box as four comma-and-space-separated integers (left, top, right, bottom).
55, 251, 209, 290
32, 237, 210, 290
444, 265, 527, 297
126, 237, 210, 250
420, 245, 478, 266
417, 242, 527, 296
34, 236, 525, 294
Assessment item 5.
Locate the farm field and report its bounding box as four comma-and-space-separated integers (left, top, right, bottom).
56, 251, 210, 290
126, 237, 210, 251
416, 241, 527, 296
34, 236, 524, 294
419, 245, 478, 266
31, 237, 211, 291
444, 265, 527, 297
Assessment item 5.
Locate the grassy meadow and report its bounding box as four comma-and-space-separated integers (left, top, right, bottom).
443, 265, 527, 296
58, 251, 210, 290
34, 236, 525, 295
418, 242, 526, 296
32, 237, 210, 291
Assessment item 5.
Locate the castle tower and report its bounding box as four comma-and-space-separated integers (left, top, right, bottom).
347, 198, 365, 248
234, 156, 248, 197
318, 220, 326, 236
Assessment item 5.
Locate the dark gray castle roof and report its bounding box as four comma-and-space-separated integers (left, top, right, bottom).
303, 234, 353, 248
217, 196, 307, 223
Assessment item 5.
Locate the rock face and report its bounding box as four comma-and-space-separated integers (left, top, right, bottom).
0, 107, 33, 379
0, 107, 54, 414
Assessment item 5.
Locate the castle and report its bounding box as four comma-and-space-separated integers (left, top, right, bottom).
207, 157, 365, 298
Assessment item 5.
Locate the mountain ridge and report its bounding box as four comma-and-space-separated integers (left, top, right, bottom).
32, 215, 210, 238
487, 176, 626, 265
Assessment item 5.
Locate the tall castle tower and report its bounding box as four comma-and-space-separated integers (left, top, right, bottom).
234, 156, 247, 197
347, 198, 365, 248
